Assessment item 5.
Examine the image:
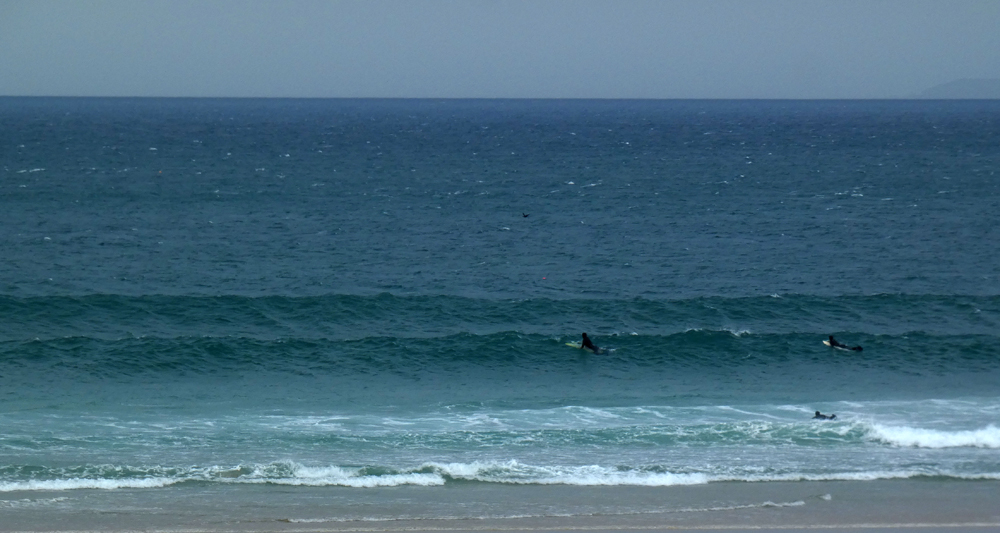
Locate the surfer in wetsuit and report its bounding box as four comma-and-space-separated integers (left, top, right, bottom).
828, 336, 863, 351
813, 411, 837, 420
581, 333, 600, 354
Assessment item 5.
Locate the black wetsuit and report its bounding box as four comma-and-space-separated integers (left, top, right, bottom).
829, 336, 863, 351
813, 411, 836, 420
581, 333, 599, 353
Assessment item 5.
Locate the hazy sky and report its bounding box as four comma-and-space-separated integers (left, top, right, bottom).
1, 0, 998, 99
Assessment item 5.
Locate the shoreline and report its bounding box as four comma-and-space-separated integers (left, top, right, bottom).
5, 525, 1000, 533
3, 480, 999, 533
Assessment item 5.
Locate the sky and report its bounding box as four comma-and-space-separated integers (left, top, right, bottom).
1, 0, 999, 99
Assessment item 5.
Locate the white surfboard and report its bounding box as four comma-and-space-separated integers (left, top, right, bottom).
566, 341, 598, 354
823, 340, 851, 351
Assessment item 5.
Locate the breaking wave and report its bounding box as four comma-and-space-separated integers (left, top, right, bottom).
3, 459, 998, 492
868, 423, 1000, 449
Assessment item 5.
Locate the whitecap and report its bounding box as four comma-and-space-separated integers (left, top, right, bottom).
0, 477, 178, 492
868, 423, 1000, 448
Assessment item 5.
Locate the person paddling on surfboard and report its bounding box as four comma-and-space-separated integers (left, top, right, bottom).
813, 411, 837, 420
581, 333, 600, 354
828, 336, 863, 351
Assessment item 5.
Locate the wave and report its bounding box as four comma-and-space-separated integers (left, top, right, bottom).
0, 477, 179, 492
3, 292, 998, 407
868, 423, 1000, 449
3, 459, 998, 492
2, 293, 998, 343
6, 408, 996, 454
3, 292, 997, 382
0, 497, 68, 509
2, 329, 998, 382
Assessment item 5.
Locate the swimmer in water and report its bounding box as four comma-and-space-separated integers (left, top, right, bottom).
829, 335, 863, 351
581, 333, 601, 354
813, 411, 837, 420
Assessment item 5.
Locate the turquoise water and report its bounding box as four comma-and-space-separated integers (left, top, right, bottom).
1, 98, 998, 524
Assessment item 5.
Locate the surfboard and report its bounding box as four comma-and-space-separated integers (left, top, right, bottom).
823, 340, 851, 351
566, 341, 597, 354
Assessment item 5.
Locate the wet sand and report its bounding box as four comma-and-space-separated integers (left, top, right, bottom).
2, 480, 999, 532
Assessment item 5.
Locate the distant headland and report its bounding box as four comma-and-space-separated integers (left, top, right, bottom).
916, 79, 1000, 99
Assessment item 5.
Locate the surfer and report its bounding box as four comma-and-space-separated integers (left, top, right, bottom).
828, 335, 863, 351
581, 333, 600, 354
813, 411, 837, 420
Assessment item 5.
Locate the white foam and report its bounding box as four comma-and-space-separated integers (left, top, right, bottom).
869, 423, 1000, 448
713, 470, 1000, 483
266, 472, 445, 488
681, 326, 751, 336
676, 500, 805, 513
0, 477, 178, 492
269, 462, 445, 487
5, 461, 1000, 492
535, 470, 709, 486
0, 497, 67, 508
428, 460, 710, 487
570, 406, 623, 421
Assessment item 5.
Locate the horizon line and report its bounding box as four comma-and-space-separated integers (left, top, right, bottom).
3, 95, 999, 101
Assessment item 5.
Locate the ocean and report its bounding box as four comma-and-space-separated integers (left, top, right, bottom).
1, 97, 999, 531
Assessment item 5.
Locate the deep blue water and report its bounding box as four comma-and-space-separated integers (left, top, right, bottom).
1, 98, 998, 516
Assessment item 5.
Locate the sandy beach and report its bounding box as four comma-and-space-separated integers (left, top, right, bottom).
3, 480, 999, 533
